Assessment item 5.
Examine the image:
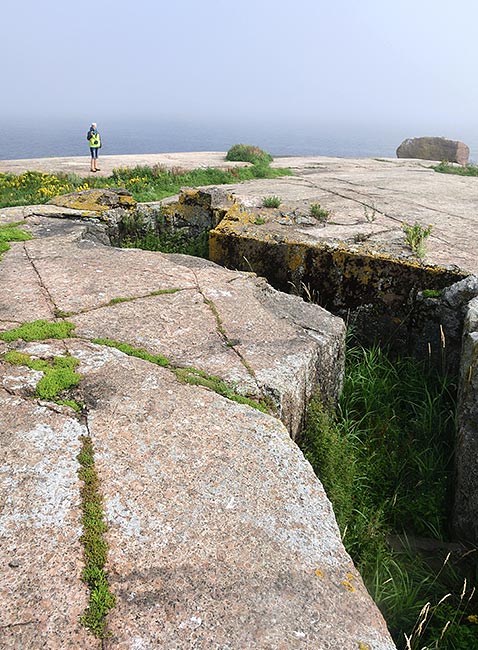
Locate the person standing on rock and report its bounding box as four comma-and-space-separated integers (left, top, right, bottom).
87, 122, 102, 172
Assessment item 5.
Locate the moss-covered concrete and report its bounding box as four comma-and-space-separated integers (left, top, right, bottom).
209, 203, 466, 350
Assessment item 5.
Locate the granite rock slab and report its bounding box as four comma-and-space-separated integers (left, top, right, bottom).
0, 381, 98, 650
65, 340, 394, 650
1, 216, 344, 437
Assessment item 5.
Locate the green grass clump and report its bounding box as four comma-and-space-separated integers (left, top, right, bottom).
310, 203, 331, 222
402, 221, 433, 259
299, 345, 474, 649
433, 161, 478, 177
226, 144, 273, 165
4, 350, 82, 400
0, 319, 75, 342
0, 221, 32, 258
262, 195, 281, 208
36, 356, 81, 399
77, 435, 116, 637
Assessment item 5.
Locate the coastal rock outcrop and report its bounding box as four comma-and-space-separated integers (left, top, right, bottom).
0, 207, 395, 648
396, 136, 469, 165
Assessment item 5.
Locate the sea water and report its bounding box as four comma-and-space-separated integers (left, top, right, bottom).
1, 116, 477, 162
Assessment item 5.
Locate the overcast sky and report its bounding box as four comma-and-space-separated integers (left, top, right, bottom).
2, 0, 477, 132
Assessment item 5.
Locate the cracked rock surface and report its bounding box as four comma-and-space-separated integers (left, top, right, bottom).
0, 210, 396, 648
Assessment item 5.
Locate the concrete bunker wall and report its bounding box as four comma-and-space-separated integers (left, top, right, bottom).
128, 187, 478, 544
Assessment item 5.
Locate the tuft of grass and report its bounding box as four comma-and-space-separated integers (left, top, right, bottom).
0, 319, 75, 342
402, 222, 433, 259
122, 228, 210, 258
310, 203, 331, 222
299, 344, 470, 649
0, 221, 32, 258
262, 195, 281, 208
35, 356, 81, 399
225, 144, 273, 165
77, 435, 116, 637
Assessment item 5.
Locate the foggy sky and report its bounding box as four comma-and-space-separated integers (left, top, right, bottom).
2, 0, 477, 132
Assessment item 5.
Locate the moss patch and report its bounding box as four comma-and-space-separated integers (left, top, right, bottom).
92, 338, 269, 413
77, 434, 116, 637
107, 288, 180, 307
92, 338, 170, 367
0, 319, 76, 342
174, 366, 269, 413
0, 221, 32, 258
4, 350, 82, 400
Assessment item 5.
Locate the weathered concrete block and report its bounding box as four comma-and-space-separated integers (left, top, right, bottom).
49, 188, 136, 212
396, 136, 469, 165
453, 296, 478, 543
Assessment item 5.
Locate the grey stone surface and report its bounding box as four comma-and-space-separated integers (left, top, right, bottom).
411, 275, 478, 374
453, 296, 478, 543
0, 382, 98, 650
3, 154, 478, 274
396, 136, 469, 165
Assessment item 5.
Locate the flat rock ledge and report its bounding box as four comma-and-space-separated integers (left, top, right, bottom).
0, 207, 396, 648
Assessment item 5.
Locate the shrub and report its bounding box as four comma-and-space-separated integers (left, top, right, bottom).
226, 144, 273, 165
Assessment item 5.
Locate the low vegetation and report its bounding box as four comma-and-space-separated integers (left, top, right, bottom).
433, 161, 478, 177
77, 435, 116, 637
122, 228, 210, 258
0, 221, 32, 258
262, 195, 281, 208
0, 157, 290, 209
300, 345, 477, 649
0, 319, 75, 342
310, 202, 331, 222
92, 338, 269, 413
4, 350, 82, 401
402, 221, 433, 259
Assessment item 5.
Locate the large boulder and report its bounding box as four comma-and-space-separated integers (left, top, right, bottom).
396, 136, 469, 165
